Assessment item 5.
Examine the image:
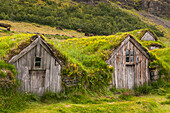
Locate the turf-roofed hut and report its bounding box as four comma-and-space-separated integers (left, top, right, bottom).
8, 35, 63, 95
139, 30, 162, 50
106, 35, 150, 89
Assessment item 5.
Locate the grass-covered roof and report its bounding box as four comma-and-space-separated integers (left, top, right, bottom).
0, 29, 169, 92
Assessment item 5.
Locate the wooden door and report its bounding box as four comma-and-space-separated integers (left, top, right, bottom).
126, 65, 135, 89
29, 70, 46, 95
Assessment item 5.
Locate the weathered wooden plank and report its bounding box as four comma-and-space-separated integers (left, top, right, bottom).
57, 65, 62, 92
112, 58, 115, 87
40, 45, 44, 70
36, 40, 41, 57
146, 59, 148, 84
141, 32, 156, 41
122, 45, 126, 88
31, 47, 36, 69
49, 54, 53, 92
45, 50, 51, 91
143, 57, 146, 84
114, 55, 118, 88
120, 49, 123, 88
51, 57, 56, 92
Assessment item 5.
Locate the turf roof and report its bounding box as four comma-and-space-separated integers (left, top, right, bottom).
0, 29, 168, 90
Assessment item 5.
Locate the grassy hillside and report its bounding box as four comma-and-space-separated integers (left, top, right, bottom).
0, 20, 85, 38
0, 0, 162, 36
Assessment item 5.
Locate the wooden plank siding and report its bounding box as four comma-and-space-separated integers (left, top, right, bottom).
11, 37, 62, 95
106, 36, 150, 89
141, 31, 157, 41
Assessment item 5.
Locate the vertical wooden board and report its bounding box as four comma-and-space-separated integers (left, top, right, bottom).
114, 55, 118, 88
126, 65, 128, 89
146, 59, 148, 84
21, 54, 27, 92
55, 65, 58, 92
140, 53, 143, 85
43, 50, 47, 92
112, 58, 115, 87
119, 49, 122, 88
46, 51, 51, 69
124, 43, 128, 89
126, 65, 135, 89
49, 55, 53, 92
16, 60, 22, 91
57, 65, 62, 92
27, 49, 31, 70
122, 45, 125, 88
18, 57, 25, 92
51, 57, 56, 92
43, 47, 47, 70
55, 65, 61, 92
36, 40, 41, 57
41, 45, 45, 70
31, 47, 36, 69
127, 41, 129, 50
47, 52, 51, 90
45, 69, 50, 92
143, 57, 146, 84
134, 47, 137, 87
117, 54, 120, 88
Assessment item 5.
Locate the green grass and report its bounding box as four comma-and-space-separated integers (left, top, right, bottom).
0, 33, 34, 59
20, 94, 170, 113
151, 48, 170, 67
0, 20, 85, 38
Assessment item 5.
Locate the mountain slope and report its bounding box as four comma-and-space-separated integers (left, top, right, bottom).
0, 0, 162, 36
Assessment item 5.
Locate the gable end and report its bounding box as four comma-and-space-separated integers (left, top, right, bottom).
9, 36, 62, 66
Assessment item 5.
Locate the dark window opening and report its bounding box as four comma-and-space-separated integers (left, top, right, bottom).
35, 57, 41, 68
126, 50, 129, 62
130, 50, 134, 62
126, 57, 129, 62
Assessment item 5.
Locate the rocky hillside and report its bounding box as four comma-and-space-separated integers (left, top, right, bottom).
114, 0, 170, 19
74, 0, 170, 19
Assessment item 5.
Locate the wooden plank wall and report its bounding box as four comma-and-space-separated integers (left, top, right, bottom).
13, 41, 61, 95
141, 32, 156, 41
108, 40, 149, 89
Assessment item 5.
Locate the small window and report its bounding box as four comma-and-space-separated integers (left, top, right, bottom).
130, 50, 134, 62
35, 57, 41, 68
130, 50, 134, 56
126, 50, 129, 56
126, 50, 129, 62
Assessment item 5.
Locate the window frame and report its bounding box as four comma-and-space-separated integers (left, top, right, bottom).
126, 50, 130, 62
126, 49, 135, 64
34, 57, 42, 69
130, 50, 134, 62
